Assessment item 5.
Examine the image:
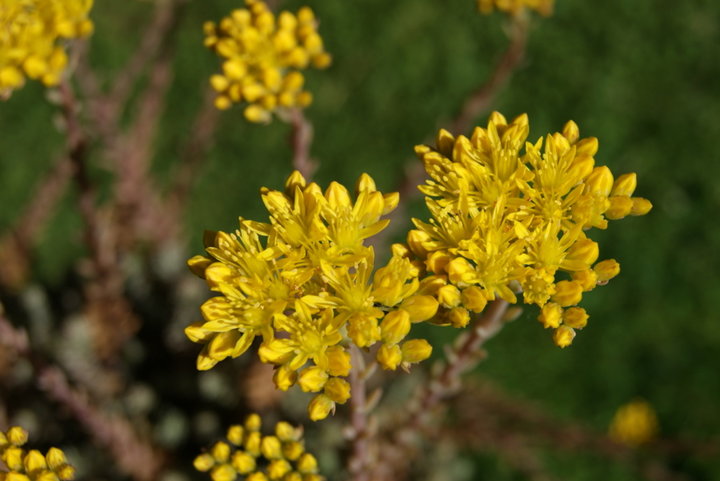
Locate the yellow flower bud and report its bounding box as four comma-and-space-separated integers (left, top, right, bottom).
194, 453, 216, 472
245, 413, 262, 432
226, 425, 244, 446
56, 464, 76, 481
296, 453, 318, 473
437, 284, 462, 308
594, 259, 620, 282
282, 441, 305, 460
5, 473, 31, 481
380, 309, 411, 345
273, 365, 297, 391
563, 238, 599, 271
308, 394, 334, 421
611, 173, 637, 197
376, 343, 402, 370
23, 449, 47, 472
210, 464, 237, 481
562, 120, 580, 144
324, 346, 351, 377
347, 313, 381, 348
244, 105, 271, 123
323, 377, 351, 404
246, 472, 269, 481
399, 295, 438, 322
298, 366, 328, 392
551, 280, 583, 307
585, 166, 614, 197
243, 431, 261, 456
446, 307, 470, 328
631, 197, 653, 216
267, 459, 292, 479
563, 307, 588, 329
571, 269, 598, 291
425, 251, 451, 274
258, 339, 294, 365
211, 442, 231, 462
45, 448, 67, 470
447, 257, 476, 285
401, 339, 432, 364
553, 326, 576, 348
4, 446, 24, 470
538, 302, 563, 329
231, 452, 256, 474
261, 435, 282, 460
461, 286, 488, 313
7, 427, 28, 446
605, 195, 634, 220
407, 229, 431, 258
274, 422, 298, 442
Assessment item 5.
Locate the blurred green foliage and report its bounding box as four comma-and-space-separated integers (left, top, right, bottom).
1, 0, 718, 479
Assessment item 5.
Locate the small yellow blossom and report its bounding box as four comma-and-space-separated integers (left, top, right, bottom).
0, 426, 75, 480
204, 0, 331, 122
188, 171, 437, 419
195, 415, 324, 481
477, 0, 553, 17
0, 0, 93, 97
609, 399, 659, 446
410, 112, 651, 347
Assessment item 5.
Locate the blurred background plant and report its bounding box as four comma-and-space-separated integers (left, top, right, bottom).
1, 0, 719, 480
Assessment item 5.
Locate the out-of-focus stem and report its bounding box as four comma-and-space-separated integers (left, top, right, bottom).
348, 344, 372, 481
288, 108, 316, 179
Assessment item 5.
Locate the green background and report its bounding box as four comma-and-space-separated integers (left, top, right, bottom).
1, 0, 718, 479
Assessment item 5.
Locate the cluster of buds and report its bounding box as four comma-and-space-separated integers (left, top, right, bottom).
0, 0, 94, 98
204, 0, 331, 123
0, 426, 75, 481
186, 172, 437, 420
406, 112, 651, 347
194, 415, 323, 481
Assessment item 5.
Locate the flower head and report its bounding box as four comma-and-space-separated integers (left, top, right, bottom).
194, 415, 324, 481
0, 0, 94, 97
408, 112, 651, 347
609, 399, 659, 446
204, 0, 331, 122
188, 171, 437, 420
0, 426, 76, 480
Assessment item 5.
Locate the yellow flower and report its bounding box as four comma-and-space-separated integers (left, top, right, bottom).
411, 112, 651, 347
0, 426, 75, 480
204, 0, 331, 122
195, 415, 324, 480
609, 399, 659, 446
477, 0, 553, 16
0, 0, 93, 97
188, 171, 435, 419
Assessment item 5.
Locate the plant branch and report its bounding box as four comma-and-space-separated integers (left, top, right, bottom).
287, 108, 316, 179
348, 344, 374, 481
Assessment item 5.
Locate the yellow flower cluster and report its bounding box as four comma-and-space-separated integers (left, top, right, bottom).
0, 426, 75, 481
187, 171, 438, 420
0, 0, 94, 97
194, 414, 323, 481
204, 0, 331, 123
407, 112, 651, 347
477, 0, 553, 16
609, 399, 659, 446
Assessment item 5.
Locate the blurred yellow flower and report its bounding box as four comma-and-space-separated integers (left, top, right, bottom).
204, 0, 331, 123
0, 0, 93, 97
0, 426, 76, 480
609, 399, 659, 446
408, 112, 651, 347
194, 414, 324, 481
477, 0, 553, 16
